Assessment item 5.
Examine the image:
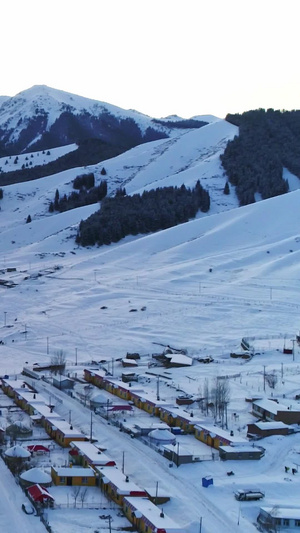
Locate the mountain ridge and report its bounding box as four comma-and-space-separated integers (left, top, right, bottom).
0, 85, 211, 157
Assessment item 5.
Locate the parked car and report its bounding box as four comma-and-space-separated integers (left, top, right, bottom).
234, 489, 265, 501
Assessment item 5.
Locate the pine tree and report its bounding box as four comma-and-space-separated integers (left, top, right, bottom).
54, 189, 60, 210
223, 181, 230, 195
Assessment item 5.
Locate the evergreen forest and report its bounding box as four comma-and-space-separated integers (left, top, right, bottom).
221, 109, 300, 205
76, 181, 210, 247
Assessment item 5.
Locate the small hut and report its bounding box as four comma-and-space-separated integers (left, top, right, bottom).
27, 484, 54, 506
20, 467, 52, 488
6, 421, 32, 439
4, 444, 31, 473
148, 428, 176, 446
5, 444, 31, 459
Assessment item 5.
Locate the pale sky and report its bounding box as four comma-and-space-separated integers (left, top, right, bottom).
1, 0, 299, 119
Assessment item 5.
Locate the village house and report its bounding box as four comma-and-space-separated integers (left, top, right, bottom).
123, 496, 186, 533
129, 390, 172, 417
30, 403, 64, 426
160, 406, 202, 434
252, 398, 300, 424
44, 418, 87, 447
15, 390, 47, 414
218, 445, 265, 461
51, 466, 96, 486
97, 467, 147, 506
194, 423, 248, 449
247, 420, 293, 439
1, 378, 29, 399
163, 353, 192, 368
122, 357, 138, 368
84, 368, 106, 387
162, 442, 198, 466
258, 506, 300, 530
101, 378, 144, 402
69, 440, 116, 469
84, 369, 172, 417
53, 376, 75, 391
124, 421, 170, 438
27, 484, 54, 507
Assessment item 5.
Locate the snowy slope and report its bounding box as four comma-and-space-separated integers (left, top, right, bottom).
0, 143, 77, 172
0, 118, 240, 251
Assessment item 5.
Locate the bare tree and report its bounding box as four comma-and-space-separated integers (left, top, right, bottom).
203, 378, 210, 415
83, 385, 93, 407
265, 371, 278, 389
79, 487, 88, 507
211, 377, 230, 427
71, 486, 81, 508
50, 349, 66, 376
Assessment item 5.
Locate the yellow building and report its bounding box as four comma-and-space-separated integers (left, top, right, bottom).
123, 497, 185, 533
97, 467, 147, 506
194, 423, 248, 449
44, 418, 87, 447
51, 466, 96, 486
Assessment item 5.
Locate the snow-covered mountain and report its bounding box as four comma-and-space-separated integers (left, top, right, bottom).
2, 92, 300, 533
0, 85, 209, 156
0, 117, 239, 248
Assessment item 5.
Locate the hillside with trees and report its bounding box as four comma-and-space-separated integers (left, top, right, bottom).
76, 181, 210, 247
221, 109, 300, 205
49, 174, 108, 213
0, 139, 125, 186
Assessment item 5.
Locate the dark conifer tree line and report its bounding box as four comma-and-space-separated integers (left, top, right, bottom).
76, 180, 210, 247
152, 118, 208, 129
221, 109, 300, 205
49, 174, 107, 213
0, 139, 126, 186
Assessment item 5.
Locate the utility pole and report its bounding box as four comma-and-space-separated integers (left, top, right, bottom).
75, 347, 78, 366
107, 515, 112, 533
292, 339, 296, 362
199, 516, 203, 533
155, 481, 159, 506
157, 376, 160, 401
263, 366, 266, 392
90, 412, 93, 442
122, 451, 125, 474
